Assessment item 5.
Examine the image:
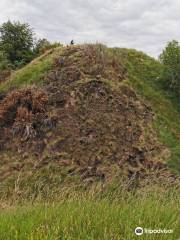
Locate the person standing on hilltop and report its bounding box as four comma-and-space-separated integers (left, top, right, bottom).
70, 40, 74, 45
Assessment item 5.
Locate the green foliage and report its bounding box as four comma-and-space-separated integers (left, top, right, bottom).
34, 38, 62, 55
0, 51, 11, 71
0, 21, 35, 68
0, 20, 62, 71
34, 38, 51, 55
159, 40, 180, 95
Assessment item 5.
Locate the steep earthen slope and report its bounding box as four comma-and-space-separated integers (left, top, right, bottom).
0, 45, 174, 188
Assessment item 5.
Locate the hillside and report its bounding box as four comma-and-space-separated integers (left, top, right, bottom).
115, 48, 180, 173
0, 44, 180, 240
0, 44, 180, 196
0, 44, 179, 197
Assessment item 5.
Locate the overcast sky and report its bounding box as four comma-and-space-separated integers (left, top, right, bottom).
0, 0, 179, 58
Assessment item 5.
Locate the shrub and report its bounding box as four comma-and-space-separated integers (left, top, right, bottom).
0, 87, 48, 138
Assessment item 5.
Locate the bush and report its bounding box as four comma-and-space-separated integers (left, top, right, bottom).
0, 87, 48, 139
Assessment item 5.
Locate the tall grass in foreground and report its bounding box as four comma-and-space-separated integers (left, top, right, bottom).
0, 184, 179, 240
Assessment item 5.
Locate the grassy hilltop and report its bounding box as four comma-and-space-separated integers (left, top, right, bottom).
0, 44, 179, 240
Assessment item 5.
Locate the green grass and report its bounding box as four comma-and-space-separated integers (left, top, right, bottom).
0, 48, 62, 92
114, 48, 180, 173
0, 185, 179, 240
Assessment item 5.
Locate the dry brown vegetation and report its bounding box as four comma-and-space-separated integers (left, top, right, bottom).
0, 45, 179, 198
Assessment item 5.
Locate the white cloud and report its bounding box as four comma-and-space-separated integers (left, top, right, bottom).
0, 0, 180, 57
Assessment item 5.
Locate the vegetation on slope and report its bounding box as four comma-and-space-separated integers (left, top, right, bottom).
114, 48, 180, 173
1, 44, 177, 201
1, 45, 179, 174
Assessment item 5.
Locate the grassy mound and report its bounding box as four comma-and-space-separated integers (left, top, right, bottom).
1, 44, 178, 200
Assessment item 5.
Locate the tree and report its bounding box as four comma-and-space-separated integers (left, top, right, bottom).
34, 38, 51, 55
0, 21, 35, 67
159, 40, 180, 94
34, 38, 62, 55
